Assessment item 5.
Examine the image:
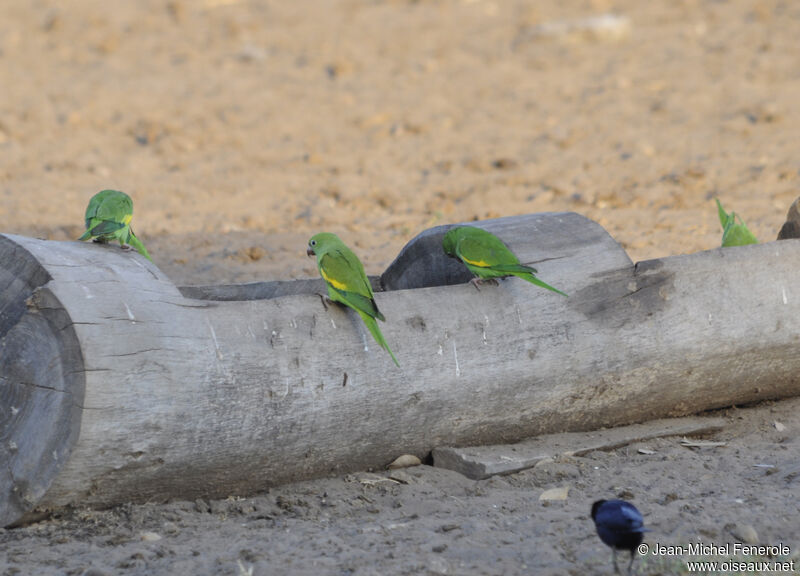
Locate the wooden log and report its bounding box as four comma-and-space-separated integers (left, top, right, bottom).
432, 416, 727, 480
1, 212, 800, 527
380, 211, 628, 290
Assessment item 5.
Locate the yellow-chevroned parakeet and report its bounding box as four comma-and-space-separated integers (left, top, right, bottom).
307, 232, 399, 367
78, 189, 152, 261
442, 226, 567, 296
715, 198, 757, 247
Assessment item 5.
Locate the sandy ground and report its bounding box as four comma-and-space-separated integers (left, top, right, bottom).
1, 0, 800, 574
2, 400, 799, 576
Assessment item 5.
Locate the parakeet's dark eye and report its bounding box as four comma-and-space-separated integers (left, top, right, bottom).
310, 240, 316, 246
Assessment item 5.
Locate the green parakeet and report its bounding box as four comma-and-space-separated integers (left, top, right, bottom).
716, 198, 757, 247
307, 232, 399, 367
442, 226, 567, 296
78, 189, 152, 261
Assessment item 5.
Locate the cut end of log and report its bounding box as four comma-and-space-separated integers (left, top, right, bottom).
0, 236, 85, 527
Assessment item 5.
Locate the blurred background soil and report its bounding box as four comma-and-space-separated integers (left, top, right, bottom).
1, 0, 799, 574
2, 0, 798, 283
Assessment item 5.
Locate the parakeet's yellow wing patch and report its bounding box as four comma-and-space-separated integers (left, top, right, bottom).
320, 267, 348, 291
122, 213, 133, 225
461, 256, 490, 267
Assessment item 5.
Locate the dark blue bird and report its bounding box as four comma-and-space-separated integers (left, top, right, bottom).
591, 499, 647, 575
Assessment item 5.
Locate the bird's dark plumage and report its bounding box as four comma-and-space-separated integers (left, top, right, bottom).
591, 499, 647, 575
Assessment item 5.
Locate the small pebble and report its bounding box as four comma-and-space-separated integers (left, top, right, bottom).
539, 486, 569, 501
140, 531, 162, 542
730, 523, 759, 545
388, 454, 421, 469
162, 521, 180, 535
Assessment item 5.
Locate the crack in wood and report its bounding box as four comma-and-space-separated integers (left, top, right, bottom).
105, 348, 163, 358
153, 299, 214, 309
12, 380, 66, 393
130, 258, 159, 280
61, 322, 101, 329
70, 368, 111, 374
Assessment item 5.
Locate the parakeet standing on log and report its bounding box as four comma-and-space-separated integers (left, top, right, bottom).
307, 232, 399, 367
78, 189, 152, 261
716, 198, 757, 247
442, 226, 567, 296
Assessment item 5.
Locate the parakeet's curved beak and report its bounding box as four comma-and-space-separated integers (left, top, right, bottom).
306, 247, 315, 257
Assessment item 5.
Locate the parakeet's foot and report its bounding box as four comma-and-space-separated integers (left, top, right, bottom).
120, 244, 133, 251
470, 277, 499, 291
317, 293, 333, 310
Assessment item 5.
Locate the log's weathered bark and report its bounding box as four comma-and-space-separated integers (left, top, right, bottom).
1, 212, 800, 527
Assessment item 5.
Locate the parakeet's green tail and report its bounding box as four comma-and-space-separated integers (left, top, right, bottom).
715, 198, 731, 229
358, 311, 400, 367
512, 271, 568, 297
78, 229, 93, 241
128, 233, 153, 262
715, 198, 757, 247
